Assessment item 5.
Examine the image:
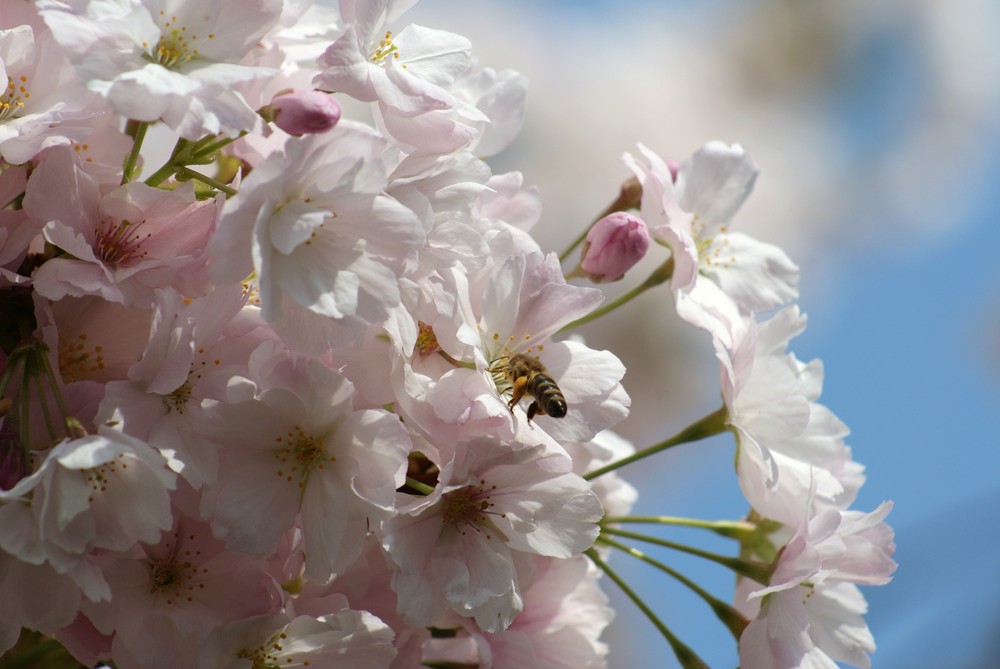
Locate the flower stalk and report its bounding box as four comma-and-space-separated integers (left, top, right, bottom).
584, 405, 728, 480
598, 535, 749, 640
599, 526, 773, 585
560, 257, 673, 332
585, 548, 709, 669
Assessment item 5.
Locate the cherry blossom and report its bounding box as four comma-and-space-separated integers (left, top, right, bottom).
719, 306, 865, 526
209, 121, 424, 352
0, 426, 176, 599
198, 609, 397, 669
738, 502, 896, 669
39, 0, 283, 138
383, 439, 603, 632
625, 142, 799, 347
0, 11, 100, 165
315, 0, 472, 117
196, 353, 410, 581
26, 146, 221, 308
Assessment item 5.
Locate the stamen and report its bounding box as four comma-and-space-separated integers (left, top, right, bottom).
0, 74, 30, 121
271, 426, 331, 488
94, 218, 152, 266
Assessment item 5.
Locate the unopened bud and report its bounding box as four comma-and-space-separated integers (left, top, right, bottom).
581, 212, 650, 283
666, 159, 680, 183
268, 90, 342, 136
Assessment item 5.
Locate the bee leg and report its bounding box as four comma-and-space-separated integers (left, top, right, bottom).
507, 376, 528, 414
526, 401, 541, 425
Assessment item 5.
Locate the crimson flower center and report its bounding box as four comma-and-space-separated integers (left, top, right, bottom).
94, 218, 151, 266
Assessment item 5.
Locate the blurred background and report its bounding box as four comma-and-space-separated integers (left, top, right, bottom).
405, 0, 1000, 666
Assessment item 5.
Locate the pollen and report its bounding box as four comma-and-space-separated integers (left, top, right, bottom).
370, 30, 402, 66
415, 321, 441, 356
441, 482, 499, 538
149, 15, 207, 67
59, 332, 107, 382
271, 425, 329, 487
0, 73, 30, 121
238, 631, 299, 668
149, 538, 210, 606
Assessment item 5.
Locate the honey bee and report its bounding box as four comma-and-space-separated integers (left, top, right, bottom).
492, 353, 567, 422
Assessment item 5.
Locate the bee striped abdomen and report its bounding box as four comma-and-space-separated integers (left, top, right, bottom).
525, 373, 567, 419
499, 353, 568, 423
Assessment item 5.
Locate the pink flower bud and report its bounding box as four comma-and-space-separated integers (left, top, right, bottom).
580, 212, 650, 283
270, 90, 342, 136
666, 159, 680, 183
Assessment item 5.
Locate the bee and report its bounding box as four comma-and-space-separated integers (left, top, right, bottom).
492, 353, 567, 422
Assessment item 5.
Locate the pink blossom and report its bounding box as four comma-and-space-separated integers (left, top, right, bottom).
208, 122, 425, 353
198, 610, 397, 669
40, 0, 283, 139
624, 142, 799, 347
26, 147, 220, 308
96, 287, 275, 489
0, 15, 100, 165
0, 426, 177, 600
81, 503, 280, 669
719, 306, 865, 526
383, 439, 603, 633
464, 556, 613, 669
195, 354, 410, 581
315, 0, 472, 116
580, 212, 650, 283
269, 89, 342, 135
738, 503, 896, 669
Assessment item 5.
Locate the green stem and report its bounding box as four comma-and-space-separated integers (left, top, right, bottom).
4, 637, 67, 669
144, 162, 180, 188
176, 166, 238, 197
192, 133, 245, 159
559, 257, 673, 332
600, 526, 772, 584
598, 536, 749, 640
19, 357, 30, 451
121, 121, 150, 184
585, 548, 709, 669
33, 373, 57, 443
405, 477, 435, 496
602, 515, 758, 541
584, 405, 728, 480
144, 137, 190, 187
35, 342, 71, 421
559, 227, 593, 265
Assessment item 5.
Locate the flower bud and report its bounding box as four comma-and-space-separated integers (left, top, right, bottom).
666, 159, 680, 182
580, 212, 650, 283
269, 90, 342, 136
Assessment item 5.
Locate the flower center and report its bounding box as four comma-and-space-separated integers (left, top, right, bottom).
0, 74, 29, 121
148, 533, 210, 605
58, 331, 105, 382
94, 218, 151, 266
165, 351, 221, 414
238, 632, 294, 669
370, 30, 404, 67
415, 321, 440, 356
272, 425, 334, 489
442, 481, 504, 539
84, 453, 128, 503
689, 214, 735, 272
145, 14, 214, 68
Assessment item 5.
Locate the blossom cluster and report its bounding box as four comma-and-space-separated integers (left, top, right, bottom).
0, 1, 894, 668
